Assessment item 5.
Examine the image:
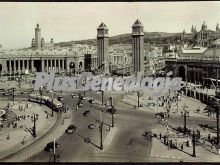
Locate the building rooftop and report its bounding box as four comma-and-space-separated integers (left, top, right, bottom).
181, 47, 207, 54
132, 19, 143, 27
97, 22, 108, 29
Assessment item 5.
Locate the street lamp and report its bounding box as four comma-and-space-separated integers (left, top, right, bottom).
192, 129, 196, 157
99, 121, 103, 150
12, 87, 15, 101
101, 90, 104, 106
137, 91, 143, 107
109, 96, 113, 107
31, 113, 38, 138
212, 96, 220, 145
51, 90, 54, 117
50, 138, 60, 162
39, 87, 42, 106
181, 103, 189, 134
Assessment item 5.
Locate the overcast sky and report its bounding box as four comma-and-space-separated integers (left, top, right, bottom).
0, 2, 220, 49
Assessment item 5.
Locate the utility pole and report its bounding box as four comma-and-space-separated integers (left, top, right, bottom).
32, 113, 37, 137
101, 90, 104, 106
18, 76, 21, 88
217, 102, 219, 145
12, 87, 15, 101
181, 108, 189, 135
99, 121, 103, 150
176, 92, 179, 113
213, 97, 220, 145
137, 91, 140, 107
51, 91, 54, 117
192, 130, 196, 157
40, 87, 42, 106
110, 97, 113, 107
53, 138, 56, 162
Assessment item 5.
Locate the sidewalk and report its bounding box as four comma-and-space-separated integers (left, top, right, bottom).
150, 124, 220, 162
0, 100, 58, 160
5, 110, 72, 162
121, 89, 212, 119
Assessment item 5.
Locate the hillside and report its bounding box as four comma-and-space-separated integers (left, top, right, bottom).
55, 32, 182, 47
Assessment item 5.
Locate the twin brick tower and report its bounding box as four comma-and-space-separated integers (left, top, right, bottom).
97, 19, 145, 74
32, 20, 145, 74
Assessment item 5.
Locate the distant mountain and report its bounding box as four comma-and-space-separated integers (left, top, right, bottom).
55, 32, 182, 47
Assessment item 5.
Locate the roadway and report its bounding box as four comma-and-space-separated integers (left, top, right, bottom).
1, 90, 218, 162
26, 91, 153, 162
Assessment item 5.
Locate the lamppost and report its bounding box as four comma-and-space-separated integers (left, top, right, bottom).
213, 90, 220, 145
109, 96, 113, 107
99, 121, 103, 150
31, 113, 38, 138
51, 138, 60, 162
51, 90, 54, 117
12, 87, 15, 101
18, 76, 21, 88
181, 103, 189, 134
101, 90, 104, 106
137, 91, 143, 107
99, 108, 103, 150
39, 87, 42, 106
176, 91, 179, 114
137, 91, 141, 107
192, 129, 196, 157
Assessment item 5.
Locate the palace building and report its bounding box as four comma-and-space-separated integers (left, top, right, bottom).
0, 23, 131, 76
181, 21, 220, 47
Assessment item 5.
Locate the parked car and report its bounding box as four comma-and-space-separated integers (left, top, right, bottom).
106, 107, 117, 114
47, 90, 53, 93
21, 91, 28, 94
78, 95, 86, 100
57, 96, 64, 101
3, 92, 11, 96
65, 124, 78, 134
88, 124, 95, 129
88, 99, 95, 104
84, 138, 91, 143
44, 142, 60, 152
71, 93, 78, 98
77, 102, 83, 107
83, 110, 90, 116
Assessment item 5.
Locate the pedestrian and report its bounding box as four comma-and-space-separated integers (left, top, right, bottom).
163, 136, 166, 144
159, 133, 162, 140
7, 134, 10, 140
181, 144, 183, 151
208, 133, 211, 141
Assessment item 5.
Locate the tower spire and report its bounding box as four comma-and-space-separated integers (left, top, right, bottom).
216, 22, 219, 31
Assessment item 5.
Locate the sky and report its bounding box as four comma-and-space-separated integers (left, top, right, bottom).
0, 2, 220, 49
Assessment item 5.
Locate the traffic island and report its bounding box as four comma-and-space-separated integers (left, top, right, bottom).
0, 100, 58, 161
150, 126, 220, 162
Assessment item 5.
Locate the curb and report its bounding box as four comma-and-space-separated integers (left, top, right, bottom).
0, 112, 62, 161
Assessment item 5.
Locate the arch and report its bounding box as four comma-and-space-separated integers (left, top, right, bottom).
179, 66, 186, 81
69, 62, 75, 69
79, 61, 83, 68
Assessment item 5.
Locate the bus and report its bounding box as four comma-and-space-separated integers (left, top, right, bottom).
29, 94, 63, 112
29, 94, 50, 104
46, 98, 63, 112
